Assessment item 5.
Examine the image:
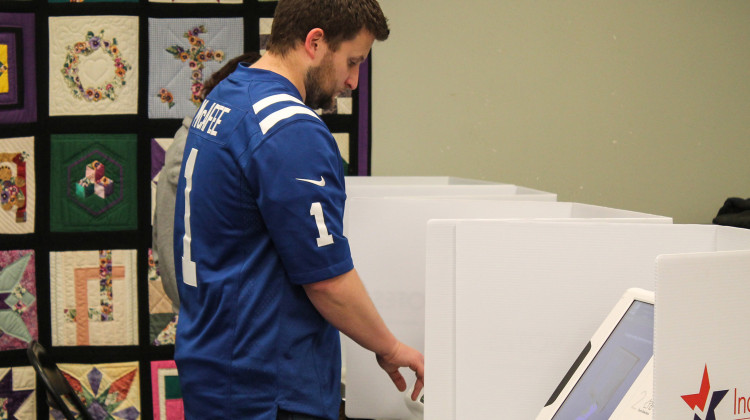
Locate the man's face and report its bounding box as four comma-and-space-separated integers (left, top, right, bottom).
304, 29, 375, 109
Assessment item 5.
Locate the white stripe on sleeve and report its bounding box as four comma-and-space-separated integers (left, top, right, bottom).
258, 106, 321, 134
252, 94, 304, 114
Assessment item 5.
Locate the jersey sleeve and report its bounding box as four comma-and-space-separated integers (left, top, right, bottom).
247, 118, 353, 284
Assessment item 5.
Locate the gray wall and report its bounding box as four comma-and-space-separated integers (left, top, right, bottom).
371, 0, 750, 224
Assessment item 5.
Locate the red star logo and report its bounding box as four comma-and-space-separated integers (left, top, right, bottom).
682, 364, 711, 411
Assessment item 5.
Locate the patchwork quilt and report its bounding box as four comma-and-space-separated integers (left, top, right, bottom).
0, 250, 37, 352
149, 0, 241, 3
50, 0, 137, 3
330, 132, 351, 174
148, 249, 177, 345
0, 366, 36, 420
55, 361, 140, 420
0, 13, 36, 124
50, 249, 138, 346
0, 136, 34, 234
49, 16, 139, 116
49, 133, 137, 232
148, 18, 243, 119
150, 360, 182, 420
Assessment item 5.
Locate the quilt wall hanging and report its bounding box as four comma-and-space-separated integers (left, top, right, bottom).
332, 132, 351, 174
0, 13, 36, 124
148, 249, 177, 346
49, 133, 137, 232
0, 250, 37, 352
0, 136, 34, 235
148, 18, 243, 119
55, 361, 140, 420
49, 15, 139, 116
49, 0, 137, 3
150, 0, 241, 4
0, 0, 376, 417
0, 366, 36, 420
50, 249, 138, 347
150, 360, 182, 420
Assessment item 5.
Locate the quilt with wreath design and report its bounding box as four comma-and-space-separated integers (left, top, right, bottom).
49, 15, 138, 116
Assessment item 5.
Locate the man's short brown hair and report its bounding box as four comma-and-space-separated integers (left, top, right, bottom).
267, 0, 389, 56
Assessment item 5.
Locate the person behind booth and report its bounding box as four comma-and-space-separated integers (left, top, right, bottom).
153, 51, 262, 314
172, 1, 424, 419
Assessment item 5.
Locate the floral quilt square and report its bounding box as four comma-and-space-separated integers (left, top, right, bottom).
149, 0, 240, 3
0, 366, 36, 420
49, 133, 137, 232
49, 0, 137, 3
0, 13, 36, 124
148, 249, 177, 346
55, 361, 140, 420
0, 250, 36, 351
148, 18, 243, 119
151, 360, 182, 420
0, 136, 34, 234
49, 15, 138, 116
50, 249, 138, 346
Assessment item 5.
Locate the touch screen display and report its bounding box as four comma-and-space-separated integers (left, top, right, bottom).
552, 301, 654, 420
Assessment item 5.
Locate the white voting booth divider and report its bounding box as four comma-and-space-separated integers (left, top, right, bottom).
654, 250, 750, 419
426, 222, 750, 420
342, 197, 671, 420
344, 175, 498, 185
345, 184, 556, 200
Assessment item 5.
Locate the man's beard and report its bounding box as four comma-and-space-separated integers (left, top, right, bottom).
304, 54, 337, 110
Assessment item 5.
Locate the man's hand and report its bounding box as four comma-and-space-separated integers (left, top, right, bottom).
376, 341, 424, 401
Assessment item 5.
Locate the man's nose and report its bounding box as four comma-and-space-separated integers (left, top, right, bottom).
345, 67, 360, 90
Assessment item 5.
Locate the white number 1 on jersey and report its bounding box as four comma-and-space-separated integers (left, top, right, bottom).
310, 202, 334, 247
182, 148, 198, 287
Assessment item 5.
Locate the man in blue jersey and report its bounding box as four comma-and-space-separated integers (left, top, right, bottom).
172, 1, 424, 419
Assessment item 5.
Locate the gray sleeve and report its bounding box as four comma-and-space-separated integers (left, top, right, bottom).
153, 116, 191, 313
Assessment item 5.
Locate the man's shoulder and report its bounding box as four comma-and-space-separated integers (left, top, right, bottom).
250, 90, 324, 138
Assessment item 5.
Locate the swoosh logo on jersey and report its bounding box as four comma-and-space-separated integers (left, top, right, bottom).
296, 176, 326, 187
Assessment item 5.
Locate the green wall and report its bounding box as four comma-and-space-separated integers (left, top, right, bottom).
372, 0, 750, 223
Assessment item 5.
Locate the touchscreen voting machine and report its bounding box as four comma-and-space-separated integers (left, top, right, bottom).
536, 288, 654, 420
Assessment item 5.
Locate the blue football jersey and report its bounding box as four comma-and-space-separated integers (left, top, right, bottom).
173, 65, 353, 420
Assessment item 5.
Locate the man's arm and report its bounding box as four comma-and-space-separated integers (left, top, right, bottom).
303, 268, 424, 400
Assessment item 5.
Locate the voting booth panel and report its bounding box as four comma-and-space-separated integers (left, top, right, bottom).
439, 222, 750, 420
344, 176, 498, 185
345, 184, 557, 200
342, 198, 670, 420
425, 219, 669, 420
654, 250, 750, 420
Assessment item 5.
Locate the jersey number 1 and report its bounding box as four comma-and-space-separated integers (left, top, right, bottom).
310, 202, 334, 247
182, 148, 198, 287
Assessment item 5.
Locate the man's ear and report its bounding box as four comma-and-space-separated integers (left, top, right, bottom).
304, 28, 326, 60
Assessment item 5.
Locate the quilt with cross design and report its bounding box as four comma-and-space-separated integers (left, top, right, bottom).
148, 18, 243, 119
50, 249, 138, 347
